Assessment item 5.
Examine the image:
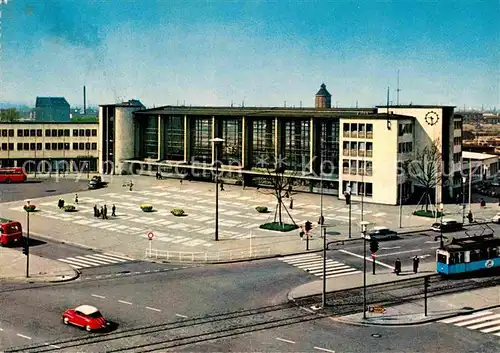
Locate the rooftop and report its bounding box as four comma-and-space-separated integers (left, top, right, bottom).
36, 97, 70, 107
462, 151, 499, 160
315, 83, 331, 97
376, 104, 456, 109
100, 99, 145, 108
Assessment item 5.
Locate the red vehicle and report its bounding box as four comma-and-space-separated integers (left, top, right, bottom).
0, 218, 23, 246
62, 305, 109, 331
0, 167, 27, 183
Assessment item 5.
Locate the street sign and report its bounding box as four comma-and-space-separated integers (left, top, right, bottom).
368, 305, 386, 314
147, 231, 154, 240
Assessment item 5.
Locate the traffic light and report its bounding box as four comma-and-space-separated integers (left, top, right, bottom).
305, 221, 312, 233
22, 244, 29, 256
369, 239, 379, 254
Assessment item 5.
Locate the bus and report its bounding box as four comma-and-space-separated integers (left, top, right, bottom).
0, 168, 27, 183
436, 234, 500, 275
0, 218, 23, 246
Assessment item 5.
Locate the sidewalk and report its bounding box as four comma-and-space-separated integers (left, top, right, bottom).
288, 261, 500, 326
0, 247, 79, 283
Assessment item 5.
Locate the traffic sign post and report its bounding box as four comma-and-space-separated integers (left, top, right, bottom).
371, 252, 376, 275
147, 232, 154, 255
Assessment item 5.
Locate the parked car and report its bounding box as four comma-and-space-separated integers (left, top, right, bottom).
431, 219, 463, 232
88, 176, 105, 189
492, 214, 500, 224
62, 305, 109, 331
362, 226, 398, 240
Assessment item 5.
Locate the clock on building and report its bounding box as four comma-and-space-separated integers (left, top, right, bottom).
425, 111, 439, 126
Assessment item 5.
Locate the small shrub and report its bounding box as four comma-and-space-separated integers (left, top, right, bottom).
255, 206, 269, 213
171, 208, 185, 216
413, 209, 445, 218
63, 205, 76, 212
259, 222, 299, 232
23, 204, 36, 212
140, 204, 153, 212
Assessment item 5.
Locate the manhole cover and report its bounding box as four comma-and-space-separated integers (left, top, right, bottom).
371, 333, 382, 338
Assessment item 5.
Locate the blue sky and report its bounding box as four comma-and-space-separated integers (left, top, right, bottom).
0, 0, 498, 109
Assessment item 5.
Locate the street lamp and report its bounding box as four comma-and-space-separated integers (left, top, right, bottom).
210, 137, 224, 242
24, 200, 31, 278
320, 222, 332, 309
439, 203, 444, 249
360, 220, 370, 319
345, 184, 352, 239
462, 176, 467, 223
468, 158, 472, 212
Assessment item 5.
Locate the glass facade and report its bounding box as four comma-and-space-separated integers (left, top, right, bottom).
144, 116, 158, 160
217, 118, 242, 165
191, 117, 212, 163
252, 119, 275, 167
319, 120, 339, 174
164, 116, 184, 161
281, 119, 310, 170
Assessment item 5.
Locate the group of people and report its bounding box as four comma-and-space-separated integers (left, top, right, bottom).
393, 255, 420, 275
93, 204, 116, 219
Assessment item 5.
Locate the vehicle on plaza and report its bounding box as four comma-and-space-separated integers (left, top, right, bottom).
0, 218, 23, 246
431, 219, 463, 232
491, 214, 500, 224
361, 226, 398, 240
0, 167, 27, 183
88, 175, 105, 189
62, 305, 109, 331
436, 234, 500, 275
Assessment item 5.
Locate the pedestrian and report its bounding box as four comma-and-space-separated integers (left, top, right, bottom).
289, 197, 294, 210
58, 199, 63, 209
180, 179, 183, 185
103, 205, 108, 219
75, 193, 79, 204
112, 204, 116, 217
129, 181, 133, 191
318, 215, 324, 226
467, 210, 474, 223
412, 255, 420, 273
394, 258, 402, 275
93, 204, 98, 218
100, 206, 104, 219
480, 198, 486, 208
220, 180, 224, 191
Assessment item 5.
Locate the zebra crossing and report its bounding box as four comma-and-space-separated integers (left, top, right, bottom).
279, 253, 361, 279
439, 310, 500, 338
58, 252, 133, 269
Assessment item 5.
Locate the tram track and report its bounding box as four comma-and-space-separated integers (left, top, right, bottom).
7, 274, 500, 353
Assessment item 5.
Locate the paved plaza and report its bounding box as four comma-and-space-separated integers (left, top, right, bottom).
2, 175, 500, 260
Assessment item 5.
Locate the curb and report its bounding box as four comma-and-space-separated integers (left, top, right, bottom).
333, 303, 500, 327
1, 269, 80, 284
49, 269, 81, 283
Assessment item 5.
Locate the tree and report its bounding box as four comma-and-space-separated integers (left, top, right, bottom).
0, 108, 21, 122
259, 163, 297, 227
404, 140, 442, 212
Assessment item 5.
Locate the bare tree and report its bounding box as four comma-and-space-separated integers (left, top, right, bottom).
404, 140, 442, 212
258, 164, 297, 227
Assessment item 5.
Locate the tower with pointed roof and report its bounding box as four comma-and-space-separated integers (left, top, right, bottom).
315, 83, 331, 108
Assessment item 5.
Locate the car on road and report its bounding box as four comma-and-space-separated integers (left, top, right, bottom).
62, 305, 109, 331
88, 176, 105, 189
362, 226, 398, 240
431, 219, 463, 232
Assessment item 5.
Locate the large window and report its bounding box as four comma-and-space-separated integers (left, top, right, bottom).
164, 116, 184, 161
319, 120, 339, 175
217, 119, 242, 165
252, 119, 275, 167
191, 118, 212, 163
144, 116, 158, 160
282, 120, 310, 170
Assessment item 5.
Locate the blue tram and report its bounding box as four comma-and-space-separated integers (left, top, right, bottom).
436, 235, 500, 275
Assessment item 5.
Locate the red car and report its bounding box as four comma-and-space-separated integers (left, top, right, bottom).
62, 305, 109, 331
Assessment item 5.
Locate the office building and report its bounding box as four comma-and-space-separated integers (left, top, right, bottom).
35, 97, 71, 122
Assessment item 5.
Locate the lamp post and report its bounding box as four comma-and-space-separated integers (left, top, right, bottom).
24, 200, 31, 278
462, 176, 466, 223
211, 137, 224, 242
439, 203, 444, 249
321, 223, 328, 309
360, 221, 370, 319
468, 158, 472, 212
345, 185, 352, 239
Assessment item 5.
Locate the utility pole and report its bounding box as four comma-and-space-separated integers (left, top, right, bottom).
396, 70, 401, 105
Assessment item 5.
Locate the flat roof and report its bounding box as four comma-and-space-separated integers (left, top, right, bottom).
462, 151, 499, 160
376, 104, 456, 109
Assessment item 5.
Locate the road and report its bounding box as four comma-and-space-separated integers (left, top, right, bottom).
1, 259, 498, 353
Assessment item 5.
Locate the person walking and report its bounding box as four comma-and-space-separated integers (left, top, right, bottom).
75, 194, 79, 204
220, 180, 224, 191
412, 255, 420, 273
103, 205, 108, 219
289, 197, 294, 210
129, 181, 133, 191
111, 204, 116, 217
394, 258, 402, 275
93, 204, 98, 218
100, 206, 104, 219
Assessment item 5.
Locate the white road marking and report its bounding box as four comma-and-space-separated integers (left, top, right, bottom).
425, 241, 440, 244
431, 246, 440, 249
0, 328, 3, 331
379, 246, 400, 250
276, 337, 295, 344
146, 307, 162, 312
314, 347, 335, 353
44, 343, 61, 349
374, 249, 422, 257
17, 333, 32, 340
440, 311, 493, 324
118, 300, 133, 305
338, 249, 394, 269
135, 272, 141, 274
91, 294, 106, 299
175, 313, 188, 318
